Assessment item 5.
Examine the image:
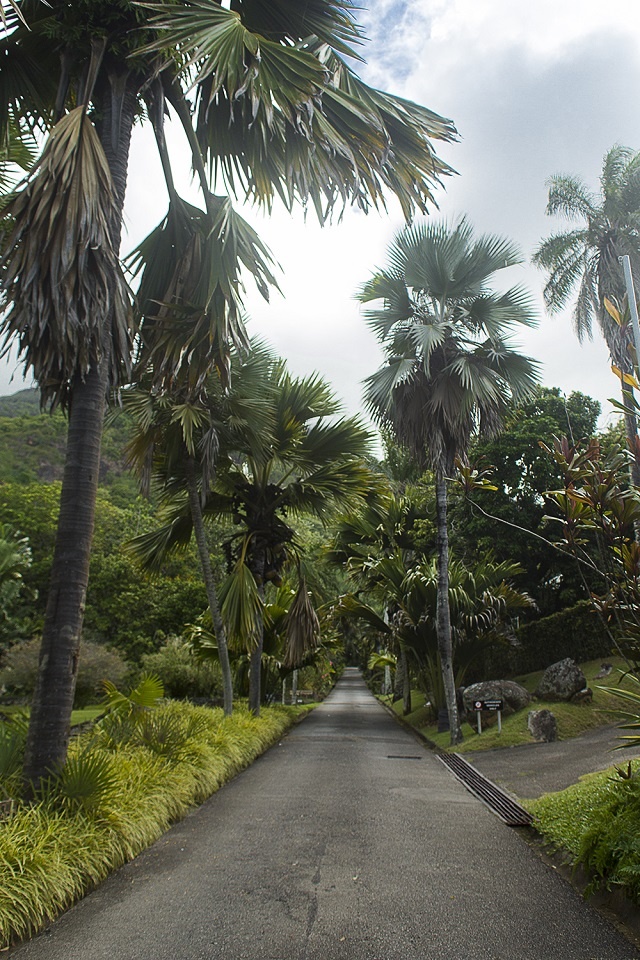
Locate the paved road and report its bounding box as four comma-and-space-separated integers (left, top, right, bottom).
10, 669, 639, 960
470, 723, 640, 800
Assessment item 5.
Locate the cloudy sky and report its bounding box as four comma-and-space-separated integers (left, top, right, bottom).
3, 0, 640, 431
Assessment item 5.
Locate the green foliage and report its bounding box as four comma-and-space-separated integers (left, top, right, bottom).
0, 389, 40, 417
0, 701, 307, 948
0, 482, 60, 627
0, 481, 215, 659
0, 713, 28, 797
43, 749, 119, 816
141, 639, 222, 700
448, 387, 601, 615
486, 601, 615, 677
333, 488, 534, 712
0, 639, 128, 707
542, 438, 640, 670
85, 551, 209, 661
0, 523, 33, 649
102, 674, 164, 716
599, 671, 640, 749
0, 394, 137, 496
531, 762, 640, 903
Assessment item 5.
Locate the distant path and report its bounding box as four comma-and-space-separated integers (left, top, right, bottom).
10, 669, 639, 960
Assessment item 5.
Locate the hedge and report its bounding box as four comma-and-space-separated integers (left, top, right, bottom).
485, 601, 616, 677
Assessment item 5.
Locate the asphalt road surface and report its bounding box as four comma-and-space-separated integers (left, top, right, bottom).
9, 669, 640, 960
470, 722, 640, 800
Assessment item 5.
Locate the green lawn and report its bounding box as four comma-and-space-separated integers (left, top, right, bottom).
1, 705, 105, 725
384, 657, 636, 753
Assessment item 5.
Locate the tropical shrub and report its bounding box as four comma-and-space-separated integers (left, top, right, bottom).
0, 524, 33, 649
531, 761, 640, 904
0, 638, 128, 706
140, 638, 222, 701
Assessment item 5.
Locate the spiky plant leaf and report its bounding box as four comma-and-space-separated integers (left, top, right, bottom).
103, 674, 164, 716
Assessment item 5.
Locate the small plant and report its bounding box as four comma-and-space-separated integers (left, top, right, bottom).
102, 673, 164, 717
41, 748, 119, 816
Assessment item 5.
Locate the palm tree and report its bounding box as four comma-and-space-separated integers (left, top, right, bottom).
130, 350, 377, 714
359, 219, 539, 743
0, 1, 456, 787
533, 145, 640, 482
123, 346, 276, 715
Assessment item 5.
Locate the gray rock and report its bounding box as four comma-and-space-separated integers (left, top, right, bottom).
594, 662, 613, 680
571, 687, 593, 704
535, 658, 587, 701
528, 708, 558, 742
462, 679, 531, 725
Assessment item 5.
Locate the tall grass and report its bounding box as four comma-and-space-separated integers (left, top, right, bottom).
0, 702, 307, 949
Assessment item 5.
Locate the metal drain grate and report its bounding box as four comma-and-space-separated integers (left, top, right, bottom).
437, 752, 533, 827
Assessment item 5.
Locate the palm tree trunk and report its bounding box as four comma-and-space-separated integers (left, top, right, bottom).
401, 646, 412, 716
22, 368, 109, 789
248, 546, 266, 715
435, 470, 462, 745
185, 458, 233, 715
22, 83, 138, 793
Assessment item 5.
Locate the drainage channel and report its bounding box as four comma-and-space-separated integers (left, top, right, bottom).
437, 752, 534, 827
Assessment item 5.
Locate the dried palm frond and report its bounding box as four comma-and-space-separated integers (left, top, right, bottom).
128, 193, 277, 395
0, 106, 132, 409
282, 579, 320, 669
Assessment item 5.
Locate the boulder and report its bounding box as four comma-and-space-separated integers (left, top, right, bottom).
462, 680, 531, 725
594, 662, 613, 680
528, 709, 558, 742
535, 658, 587, 702
571, 687, 593, 704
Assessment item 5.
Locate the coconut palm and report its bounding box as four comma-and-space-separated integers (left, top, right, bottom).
533, 145, 640, 481
0, 1, 456, 786
359, 218, 539, 743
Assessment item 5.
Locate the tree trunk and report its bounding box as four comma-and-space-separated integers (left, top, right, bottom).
22, 367, 108, 788
22, 84, 139, 792
435, 471, 462, 745
622, 386, 640, 489
185, 458, 234, 715
401, 646, 412, 716
248, 547, 266, 715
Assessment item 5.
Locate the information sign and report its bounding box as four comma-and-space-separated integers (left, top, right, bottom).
473, 699, 504, 734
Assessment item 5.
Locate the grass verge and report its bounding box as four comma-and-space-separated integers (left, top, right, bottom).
0, 701, 311, 950
528, 759, 640, 905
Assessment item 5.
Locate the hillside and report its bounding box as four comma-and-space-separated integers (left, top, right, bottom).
0, 389, 136, 500
0, 388, 41, 418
